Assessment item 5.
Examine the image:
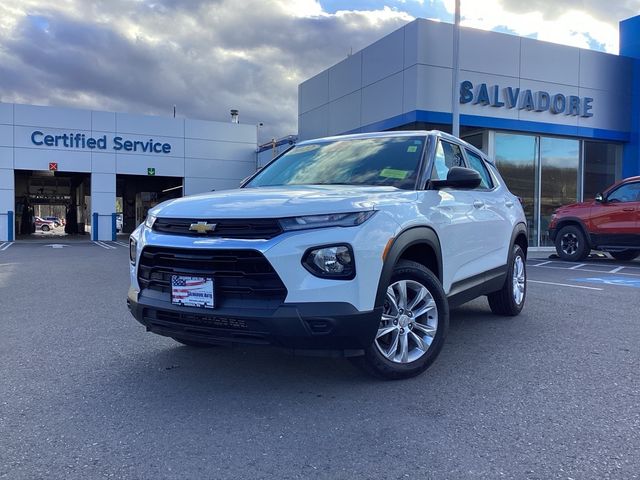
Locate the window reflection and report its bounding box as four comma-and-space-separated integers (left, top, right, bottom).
584, 141, 621, 200
492, 132, 620, 247
539, 138, 579, 246
494, 133, 538, 246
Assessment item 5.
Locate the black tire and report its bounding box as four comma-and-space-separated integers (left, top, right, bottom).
610, 250, 640, 261
358, 260, 449, 380
171, 337, 216, 348
41, 225, 50, 232
555, 225, 589, 261
487, 244, 526, 316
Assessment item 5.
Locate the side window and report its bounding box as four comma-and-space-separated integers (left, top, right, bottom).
607, 182, 640, 203
430, 140, 463, 180
465, 149, 494, 189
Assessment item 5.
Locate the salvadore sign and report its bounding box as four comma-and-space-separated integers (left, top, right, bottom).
31, 131, 172, 154
460, 80, 594, 118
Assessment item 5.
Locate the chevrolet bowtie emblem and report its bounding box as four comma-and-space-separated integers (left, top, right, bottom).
189, 221, 216, 234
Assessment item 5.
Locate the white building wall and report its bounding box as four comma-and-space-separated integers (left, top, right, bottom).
0, 103, 257, 241
0, 104, 14, 241
298, 18, 633, 139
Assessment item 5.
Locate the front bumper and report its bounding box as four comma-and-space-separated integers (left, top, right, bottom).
127, 288, 382, 357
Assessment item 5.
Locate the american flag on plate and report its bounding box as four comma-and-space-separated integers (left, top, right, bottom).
171, 275, 214, 308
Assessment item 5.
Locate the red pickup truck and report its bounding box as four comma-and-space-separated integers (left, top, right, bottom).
549, 176, 640, 261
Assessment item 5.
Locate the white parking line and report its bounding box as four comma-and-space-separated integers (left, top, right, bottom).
529, 264, 640, 278
114, 241, 129, 248
568, 263, 586, 270
532, 260, 551, 266
609, 266, 625, 273
528, 279, 603, 291
0, 242, 13, 251
93, 241, 116, 250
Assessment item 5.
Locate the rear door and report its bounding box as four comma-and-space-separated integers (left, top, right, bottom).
590, 181, 640, 246
463, 148, 512, 268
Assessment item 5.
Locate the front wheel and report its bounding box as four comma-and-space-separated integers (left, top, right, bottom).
359, 260, 449, 380
487, 244, 526, 316
41, 225, 50, 232
555, 225, 589, 261
610, 250, 640, 261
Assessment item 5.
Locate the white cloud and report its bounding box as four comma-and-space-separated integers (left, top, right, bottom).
0, 0, 636, 142
0, 0, 414, 140
457, 0, 619, 52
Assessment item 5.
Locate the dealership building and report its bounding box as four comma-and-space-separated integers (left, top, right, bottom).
0, 104, 257, 241
299, 15, 640, 247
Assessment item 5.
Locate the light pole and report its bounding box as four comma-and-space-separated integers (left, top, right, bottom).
255, 123, 264, 170
451, 0, 461, 137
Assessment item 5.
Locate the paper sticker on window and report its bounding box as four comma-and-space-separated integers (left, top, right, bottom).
292, 144, 320, 154
380, 168, 409, 180
407, 145, 418, 153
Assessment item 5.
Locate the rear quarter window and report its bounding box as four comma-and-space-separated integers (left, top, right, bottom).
464, 149, 494, 189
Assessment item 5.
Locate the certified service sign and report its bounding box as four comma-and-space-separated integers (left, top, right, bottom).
31, 131, 172, 154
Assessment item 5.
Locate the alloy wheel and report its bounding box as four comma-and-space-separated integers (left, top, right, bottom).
512, 255, 526, 305
374, 280, 438, 364
560, 232, 579, 256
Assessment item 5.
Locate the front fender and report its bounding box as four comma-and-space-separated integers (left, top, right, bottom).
374, 226, 443, 309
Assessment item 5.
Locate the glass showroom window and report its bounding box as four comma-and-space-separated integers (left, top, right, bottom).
494, 133, 539, 246
539, 137, 580, 246
583, 141, 622, 201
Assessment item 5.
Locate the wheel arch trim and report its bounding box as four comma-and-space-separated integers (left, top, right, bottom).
374, 226, 443, 309
554, 217, 591, 248
510, 222, 528, 258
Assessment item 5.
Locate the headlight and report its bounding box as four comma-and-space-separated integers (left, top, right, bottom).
129, 237, 137, 264
279, 211, 375, 231
144, 214, 157, 229
302, 244, 355, 279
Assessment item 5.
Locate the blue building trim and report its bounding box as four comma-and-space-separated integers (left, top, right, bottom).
343, 109, 630, 143
620, 16, 640, 178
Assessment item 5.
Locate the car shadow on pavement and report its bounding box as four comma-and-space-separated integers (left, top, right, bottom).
98, 299, 507, 401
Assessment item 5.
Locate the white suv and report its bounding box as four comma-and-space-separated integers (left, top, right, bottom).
128, 131, 528, 379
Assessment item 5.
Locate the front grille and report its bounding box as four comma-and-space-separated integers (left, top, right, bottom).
153, 218, 283, 239
142, 308, 271, 344
137, 247, 288, 308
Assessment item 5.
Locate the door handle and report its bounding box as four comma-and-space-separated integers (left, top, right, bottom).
505, 200, 514, 208
622, 208, 635, 212
473, 200, 484, 209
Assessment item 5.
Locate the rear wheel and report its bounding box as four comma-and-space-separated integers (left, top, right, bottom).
610, 250, 640, 261
359, 260, 449, 380
172, 337, 216, 348
555, 225, 589, 261
487, 244, 526, 316
41, 224, 50, 232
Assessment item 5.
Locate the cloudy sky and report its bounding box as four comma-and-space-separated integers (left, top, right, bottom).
0, 0, 638, 141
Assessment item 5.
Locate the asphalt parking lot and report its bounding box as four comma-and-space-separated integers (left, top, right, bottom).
1, 241, 639, 479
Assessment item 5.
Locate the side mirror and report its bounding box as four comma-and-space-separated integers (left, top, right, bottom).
431, 167, 482, 190
595, 193, 604, 202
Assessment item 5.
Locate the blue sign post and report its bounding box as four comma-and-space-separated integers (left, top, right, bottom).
92, 212, 99, 241
8, 210, 13, 241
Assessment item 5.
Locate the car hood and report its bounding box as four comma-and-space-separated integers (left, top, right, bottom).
150, 185, 418, 219
555, 201, 594, 212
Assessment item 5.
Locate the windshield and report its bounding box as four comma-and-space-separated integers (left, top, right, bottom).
246, 136, 426, 190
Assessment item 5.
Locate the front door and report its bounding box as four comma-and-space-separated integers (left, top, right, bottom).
590, 181, 640, 246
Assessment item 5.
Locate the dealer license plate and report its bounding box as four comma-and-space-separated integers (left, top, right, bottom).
171, 275, 215, 309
